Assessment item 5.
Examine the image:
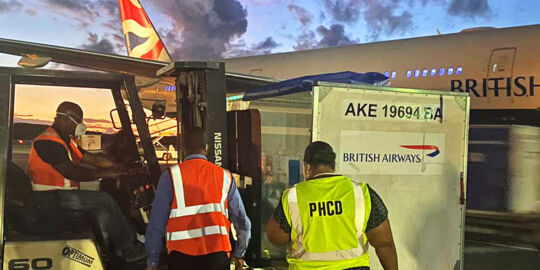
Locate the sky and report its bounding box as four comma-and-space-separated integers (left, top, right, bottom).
0, 0, 538, 62
1, 0, 539, 130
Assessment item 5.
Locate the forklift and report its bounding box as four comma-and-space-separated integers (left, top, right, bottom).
0, 67, 160, 269
0, 62, 269, 269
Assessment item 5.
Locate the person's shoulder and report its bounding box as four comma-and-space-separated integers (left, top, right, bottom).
347, 176, 368, 186
201, 160, 228, 173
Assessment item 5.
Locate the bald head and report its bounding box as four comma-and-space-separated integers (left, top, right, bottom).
56, 101, 83, 121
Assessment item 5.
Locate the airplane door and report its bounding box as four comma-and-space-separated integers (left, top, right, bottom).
487, 48, 516, 79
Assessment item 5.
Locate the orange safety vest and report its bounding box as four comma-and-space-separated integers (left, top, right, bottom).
166, 159, 233, 256
28, 127, 82, 191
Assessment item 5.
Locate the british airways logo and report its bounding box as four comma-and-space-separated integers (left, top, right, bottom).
343, 144, 441, 164
400, 145, 440, 157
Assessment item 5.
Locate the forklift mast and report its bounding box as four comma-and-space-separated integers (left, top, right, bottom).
157, 62, 227, 166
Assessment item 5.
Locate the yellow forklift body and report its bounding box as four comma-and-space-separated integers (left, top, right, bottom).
4, 239, 104, 270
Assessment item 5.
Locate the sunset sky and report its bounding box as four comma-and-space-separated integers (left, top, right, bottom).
1, 0, 539, 131
15, 85, 120, 133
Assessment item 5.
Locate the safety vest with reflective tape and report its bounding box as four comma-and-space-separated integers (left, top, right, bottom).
166, 159, 233, 255
283, 175, 372, 270
28, 127, 82, 191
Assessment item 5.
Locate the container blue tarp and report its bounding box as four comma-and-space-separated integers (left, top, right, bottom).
242, 71, 389, 101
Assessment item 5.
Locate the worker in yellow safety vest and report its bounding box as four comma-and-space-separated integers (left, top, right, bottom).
266, 141, 398, 270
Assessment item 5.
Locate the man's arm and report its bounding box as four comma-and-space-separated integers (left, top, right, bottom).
366, 219, 398, 270
81, 152, 117, 168
364, 185, 397, 270
227, 178, 251, 270
227, 178, 251, 258
266, 193, 291, 245
266, 217, 290, 245
145, 171, 173, 269
34, 140, 122, 181
53, 162, 122, 181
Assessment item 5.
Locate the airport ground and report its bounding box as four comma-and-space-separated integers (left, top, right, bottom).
265, 240, 540, 270
10, 144, 540, 269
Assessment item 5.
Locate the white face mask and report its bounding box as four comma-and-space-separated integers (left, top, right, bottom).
57, 112, 87, 137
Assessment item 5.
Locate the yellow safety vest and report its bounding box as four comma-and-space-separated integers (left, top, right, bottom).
282, 175, 372, 270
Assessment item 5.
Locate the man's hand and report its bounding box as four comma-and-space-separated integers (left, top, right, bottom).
231, 256, 245, 270
82, 152, 119, 169
97, 156, 117, 168
124, 165, 147, 176
99, 168, 124, 179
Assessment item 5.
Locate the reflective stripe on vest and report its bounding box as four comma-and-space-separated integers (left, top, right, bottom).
284, 175, 371, 268
166, 165, 232, 241
28, 127, 82, 191
167, 225, 229, 241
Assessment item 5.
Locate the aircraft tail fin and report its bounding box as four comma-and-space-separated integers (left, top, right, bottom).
118, 0, 172, 62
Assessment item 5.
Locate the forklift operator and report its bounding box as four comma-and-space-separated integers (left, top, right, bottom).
26, 101, 146, 263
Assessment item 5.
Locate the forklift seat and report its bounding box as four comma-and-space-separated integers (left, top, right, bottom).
5, 161, 94, 239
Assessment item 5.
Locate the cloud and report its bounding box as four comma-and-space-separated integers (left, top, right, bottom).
80, 33, 116, 54
293, 23, 357, 50
316, 24, 356, 47
448, 0, 491, 18
84, 118, 112, 124
43, 0, 121, 33
246, 0, 281, 5
362, 0, 413, 40
25, 8, 37, 16
226, 36, 280, 57
322, 0, 361, 24
0, 0, 23, 13
150, 0, 248, 60
293, 31, 317, 51
254, 37, 280, 51
97, 0, 118, 16
14, 113, 34, 117
287, 4, 313, 27
44, 0, 96, 17
13, 117, 52, 125
319, 10, 326, 21
321, 0, 414, 40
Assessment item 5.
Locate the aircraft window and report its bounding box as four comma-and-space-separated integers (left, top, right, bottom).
384, 71, 389, 78
391, 71, 396, 79
422, 69, 428, 77
430, 68, 436, 77
448, 67, 454, 75
407, 70, 412, 77
456, 66, 463, 75
439, 68, 445, 76
414, 69, 420, 78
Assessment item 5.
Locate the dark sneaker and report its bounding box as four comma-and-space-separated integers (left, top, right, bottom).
120, 242, 146, 263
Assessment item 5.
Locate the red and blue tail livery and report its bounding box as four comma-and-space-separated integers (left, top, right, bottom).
118, 0, 171, 62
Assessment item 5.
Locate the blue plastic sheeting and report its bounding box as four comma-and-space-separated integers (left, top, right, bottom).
242, 71, 389, 101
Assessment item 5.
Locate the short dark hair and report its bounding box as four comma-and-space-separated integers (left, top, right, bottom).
56, 101, 83, 120
303, 141, 336, 169
183, 127, 208, 153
